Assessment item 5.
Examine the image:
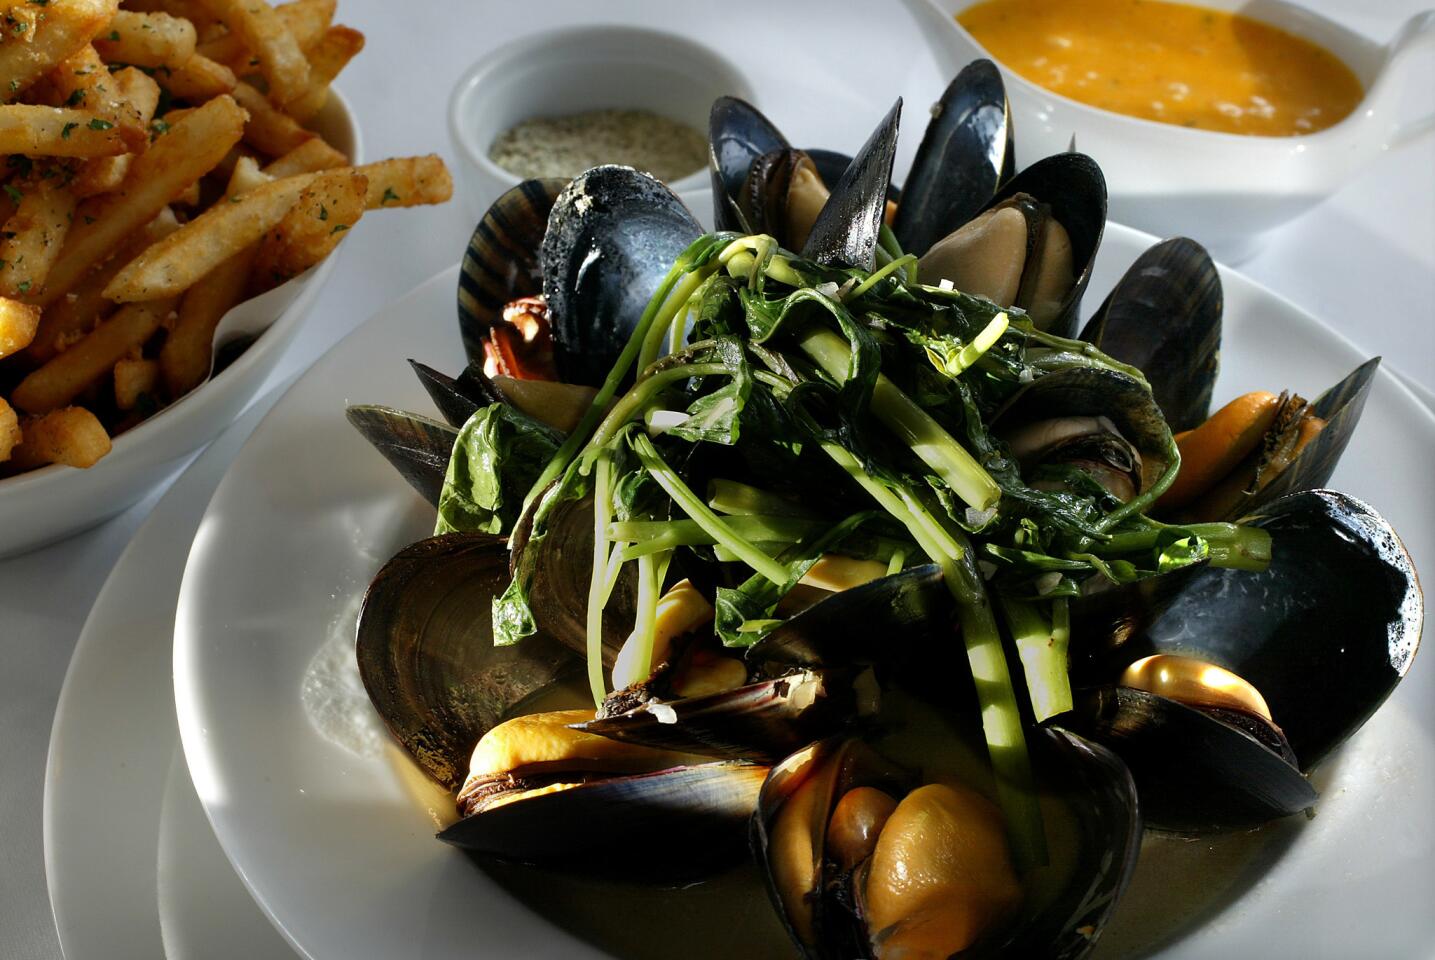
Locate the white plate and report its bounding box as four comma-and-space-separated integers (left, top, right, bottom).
0, 91, 361, 560
175, 229, 1435, 960
44, 383, 298, 960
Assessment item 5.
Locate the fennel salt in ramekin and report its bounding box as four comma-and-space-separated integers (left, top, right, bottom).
488, 109, 709, 183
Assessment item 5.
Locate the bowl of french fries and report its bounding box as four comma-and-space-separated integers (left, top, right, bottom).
0, 0, 453, 557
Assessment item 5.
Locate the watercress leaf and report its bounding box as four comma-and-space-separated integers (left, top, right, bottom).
435, 403, 563, 536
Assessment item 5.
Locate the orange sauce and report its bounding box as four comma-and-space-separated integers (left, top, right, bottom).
957, 0, 1364, 136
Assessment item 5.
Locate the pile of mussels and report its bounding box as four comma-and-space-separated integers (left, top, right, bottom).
346, 61, 1422, 959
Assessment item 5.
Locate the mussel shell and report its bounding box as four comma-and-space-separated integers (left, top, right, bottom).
1065, 489, 1421, 830
709, 96, 791, 233
354, 533, 578, 790
738, 147, 812, 242
801, 99, 902, 272
458, 178, 565, 367
986, 153, 1106, 338
438, 761, 769, 879
542, 166, 702, 386
508, 488, 639, 665
408, 359, 502, 428
1078, 237, 1222, 433
993, 366, 1175, 497
1230, 358, 1380, 521
753, 729, 1141, 960
747, 564, 951, 672
1136, 489, 1421, 767
345, 404, 457, 506
894, 58, 1015, 258
1064, 687, 1315, 832
574, 669, 860, 763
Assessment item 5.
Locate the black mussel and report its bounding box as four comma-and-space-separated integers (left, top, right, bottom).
801, 99, 902, 271
576, 668, 864, 764
458, 178, 566, 367
709, 96, 791, 233
508, 488, 640, 665
354, 533, 579, 790
1158, 358, 1380, 522
754, 729, 1140, 959
408, 359, 501, 428
917, 153, 1106, 338
994, 366, 1176, 504
345, 404, 457, 506
542, 166, 702, 386
1064, 489, 1422, 831
1079, 237, 1223, 433
437, 707, 768, 879
739, 147, 833, 254
893, 58, 1015, 258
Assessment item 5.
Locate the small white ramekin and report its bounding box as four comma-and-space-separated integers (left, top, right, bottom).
447, 24, 755, 226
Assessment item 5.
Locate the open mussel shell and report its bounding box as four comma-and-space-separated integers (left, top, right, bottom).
1225, 357, 1379, 521
508, 487, 639, 666
354, 533, 578, 790
458, 178, 565, 366
893, 58, 1015, 257
574, 668, 862, 763
801, 99, 902, 272
1066, 489, 1422, 830
438, 760, 769, 879
408, 359, 502, 428
1078, 237, 1223, 433
345, 404, 457, 506
993, 365, 1176, 498
542, 165, 702, 386
709, 96, 791, 233
747, 563, 951, 672
753, 729, 1141, 960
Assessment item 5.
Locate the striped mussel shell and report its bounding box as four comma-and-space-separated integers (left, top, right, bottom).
456, 178, 566, 367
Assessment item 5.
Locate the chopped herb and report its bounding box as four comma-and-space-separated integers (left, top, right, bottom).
330, 223, 349, 234
8, 80, 19, 93
149, 118, 169, 141
30, 0, 50, 6
16, 280, 29, 294
13, 21, 28, 35
87, 118, 113, 131
3, 184, 22, 204
380, 187, 399, 204
0, 260, 7, 270
83, 215, 96, 224
108, 29, 119, 40
64, 88, 85, 107
318, 205, 328, 221
61, 122, 78, 139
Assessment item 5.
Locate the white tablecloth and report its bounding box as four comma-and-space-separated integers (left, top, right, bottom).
3, 1, 1431, 956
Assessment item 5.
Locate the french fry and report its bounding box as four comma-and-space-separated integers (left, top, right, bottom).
0, 397, 19, 462
284, 24, 361, 121
70, 66, 162, 198
232, 80, 311, 155
0, 0, 118, 102
113, 356, 160, 409
252, 168, 362, 286
34, 94, 244, 307
0, 103, 143, 156
46, 44, 116, 119
261, 135, 346, 176
0, 183, 76, 297
196, 0, 334, 71
159, 156, 265, 395
162, 52, 236, 100
24, 207, 179, 363
0, 296, 40, 357
8, 406, 110, 469
198, 0, 309, 105
356, 155, 453, 209
11, 296, 176, 412
92, 11, 197, 69
119, 0, 216, 29
174, 178, 202, 206
105, 169, 318, 300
